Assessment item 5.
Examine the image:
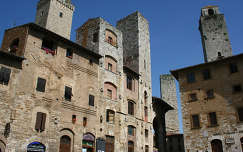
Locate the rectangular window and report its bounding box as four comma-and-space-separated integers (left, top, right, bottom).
144, 106, 148, 122
36, 77, 46, 92
206, 89, 214, 99
128, 126, 135, 136
105, 136, 115, 152
106, 110, 115, 124
233, 84, 242, 93
107, 89, 112, 99
93, 32, 98, 42
65, 86, 72, 101
0, 67, 11, 85
127, 76, 133, 90
145, 145, 149, 152
189, 93, 197, 102
83, 117, 87, 127
108, 63, 112, 72
187, 72, 196, 83
191, 114, 200, 129
202, 69, 211, 80
89, 95, 95, 106
59, 12, 63, 18
128, 101, 134, 116
230, 63, 238, 73
209, 112, 217, 126
237, 108, 243, 122
35, 112, 46, 132
145, 129, 149, 138
66, 49, 73, 59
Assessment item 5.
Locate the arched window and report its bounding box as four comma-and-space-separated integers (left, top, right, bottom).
104, 82, 117, 100
27, 142, 46, 152
211, 139, 223, 152
82, 133, 95, 152
128, 141, 134, 152
128, 125, 136, 136
105, 56, 117, 73
128, 100, 135, 116
10, 38, 19, 54
59, 135, 71, 152
105, 29, 117, 47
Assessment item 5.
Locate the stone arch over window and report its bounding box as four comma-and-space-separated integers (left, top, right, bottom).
104, 82, 117, 100
27, 142, 46, 152
0, 140, 5, 152
105, 29, 117, 46
82, 133, 95, 152
105, 55, 117, 73
9, 38, 19, 54
59, 135, 71, 152
211, 139, 223, 152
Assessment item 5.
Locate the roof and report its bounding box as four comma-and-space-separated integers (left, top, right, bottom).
5, 23, 102, 59
171, 53, 243, 80
152, 96, 174, 111
123, 66, 140, 77
0, 50, 25, 61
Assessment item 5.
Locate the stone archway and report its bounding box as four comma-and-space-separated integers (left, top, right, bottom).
27, 142, 46, 152
211, 139, 223, 152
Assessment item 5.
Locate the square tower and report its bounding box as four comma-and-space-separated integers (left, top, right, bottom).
199, 6, 232, 62
35, 0, 75, 39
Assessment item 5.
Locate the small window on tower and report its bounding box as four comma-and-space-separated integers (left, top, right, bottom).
66, 49, 73, 59
64, 86, 72, 101
41, 11, 44, 17
208, 9, 214, 16
93, 32, 98, 42
59, 12, 63, 18
36, 77, 46, 92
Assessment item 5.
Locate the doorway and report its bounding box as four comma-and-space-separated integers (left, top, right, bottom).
211, 139, 223, 152
59, 135, 71, 152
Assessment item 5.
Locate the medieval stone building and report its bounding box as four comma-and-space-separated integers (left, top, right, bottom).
0, 0, 165, 151
171, 6, 243, 152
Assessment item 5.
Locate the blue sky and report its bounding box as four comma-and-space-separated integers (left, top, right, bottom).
0, 0, 243, 133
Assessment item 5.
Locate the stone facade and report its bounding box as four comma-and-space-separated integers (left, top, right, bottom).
171, 6, 243, 152
0, 1, 156, 152
199, 6, 232, 63
160, 74, 180, 134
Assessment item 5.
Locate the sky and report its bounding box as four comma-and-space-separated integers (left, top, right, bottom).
0, 0, 243, 133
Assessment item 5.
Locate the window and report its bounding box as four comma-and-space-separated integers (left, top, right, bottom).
206, 89, 214, 99
230, 63, 238, 73
41, 11, 44, 16
64, 86, 72, 101
208, 112, 217, 126
128, 141, 134, 152
36, 77, 46, 92
237, 108, 243, 122
0, 67, 11, 86
108, 63, 112, 72
128, 125, 136, 136
105, 136, 115, 152
41, 39, 56, 55
106, 110, 115, 124
66, 49, 73, 59
107, 89, 112, 99
191, 114, 200, 129
145, 129, 149, 138
145, 145, 149, 152
105, 29, 117, 47
72, 115, 76, 124
144, 106, 148, 122
83, 117, 87, 127
128, 101, 135, 116
89, 95, 94, 106
208, 9, 214, 16
187, 72, 195, 83
127, 76, 133, 90
59, 135, 71, 152
10, 38, 19, 54
108, 36, 113, 45
202, 69, 211, 80
144, 91, 148, 105
59, 12, 63, 18
189, 93, 197, 102
35, 112, 46, 132
93, 32, 98, 42
233, 84, 242, 93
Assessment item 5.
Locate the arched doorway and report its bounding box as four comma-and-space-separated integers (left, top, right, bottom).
59, 135, 71, 152
240, 137, 243, 152
82, 133, 95, 152
27, 142, 46, 152
128, 141, 134, 152
211, 139, 223, 152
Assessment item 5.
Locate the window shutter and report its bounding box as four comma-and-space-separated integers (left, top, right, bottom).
40, 113, 46, 132
36, 77, 46, 92
35, 112, 42, 131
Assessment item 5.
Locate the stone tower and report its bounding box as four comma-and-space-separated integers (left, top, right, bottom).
35, 0, 75, 39
160, 74, 180, 134
199, 6, 232, 62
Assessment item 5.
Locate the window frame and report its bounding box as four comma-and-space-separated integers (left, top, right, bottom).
191, 114, 200, 129
128, 101, 135, 116
36, 77, 46, 92
64, 86, 72, 101
208, 112, 218, 127
0, 67, 11, 86
106, 109, 115, 124
89, 94, 95, 106
128, 125, 136, 136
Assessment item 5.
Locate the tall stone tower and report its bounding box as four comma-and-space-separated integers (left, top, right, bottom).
35, 0, 75, 39
199, 6, 232, 62
160, 74, 180, 134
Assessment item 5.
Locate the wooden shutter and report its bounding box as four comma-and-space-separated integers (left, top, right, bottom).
35, 112, 42, 131
36, 77, 46, 92
40, 113, 46, 132
106, 136, 114, 152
